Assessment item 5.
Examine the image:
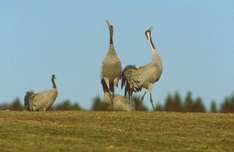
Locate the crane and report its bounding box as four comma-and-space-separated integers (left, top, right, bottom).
24, 74, 58, 111
101, 20, 122, 109
121, 27, 163, 110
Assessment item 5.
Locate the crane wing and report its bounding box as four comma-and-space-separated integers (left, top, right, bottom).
30, 89, 57, 111
121, 65, 144, 97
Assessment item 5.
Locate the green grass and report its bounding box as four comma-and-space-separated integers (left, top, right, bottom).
0, 111, 234, 152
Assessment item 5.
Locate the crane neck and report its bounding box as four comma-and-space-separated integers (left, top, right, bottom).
107, 44, 117, 56
151, 50, 160, 64
109, 26, 114, 45
147, 34, 161, 65
147, 33, 156, 51
51, 77, 56, 89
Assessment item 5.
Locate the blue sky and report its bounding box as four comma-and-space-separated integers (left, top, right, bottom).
0, 0, 234, 109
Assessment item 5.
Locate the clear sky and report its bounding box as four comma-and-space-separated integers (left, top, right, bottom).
0, 0, 234, 109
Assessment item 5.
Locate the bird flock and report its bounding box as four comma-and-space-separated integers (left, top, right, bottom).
24, 20, 163, 111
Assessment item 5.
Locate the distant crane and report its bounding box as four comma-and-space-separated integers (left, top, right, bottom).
121, 27, 163, 110
101, 20, 122, 109
24, 74, 58, 111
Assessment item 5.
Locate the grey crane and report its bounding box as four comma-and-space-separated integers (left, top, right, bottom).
24, 74, 58, 111
121, 27, 163, 110
101, 20, 122, 109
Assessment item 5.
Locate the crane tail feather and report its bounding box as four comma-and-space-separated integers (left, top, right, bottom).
24, 91, 35, 111
101, 79, 109, 94
121, 65, 142, 98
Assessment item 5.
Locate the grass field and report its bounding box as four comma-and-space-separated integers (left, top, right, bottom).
0, 111, 234, 152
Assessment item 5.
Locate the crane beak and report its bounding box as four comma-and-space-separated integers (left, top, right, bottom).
148, 26, 154, 32
106, 20, 112, 27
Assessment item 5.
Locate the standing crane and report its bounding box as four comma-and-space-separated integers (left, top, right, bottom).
101, 20, 122, 109
24, 74, 58, 111
121, 27, 163, 110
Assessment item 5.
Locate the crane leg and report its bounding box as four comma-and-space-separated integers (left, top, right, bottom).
129, 90, 134, 110
111, 84, 115, 111
107, 91, 114, 111
149, 92, 155, 111
148, 84, 155, 111
140, 91, 147, 101
111, 93, 114, 111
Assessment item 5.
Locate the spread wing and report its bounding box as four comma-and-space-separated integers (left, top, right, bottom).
121, 65, 144, 97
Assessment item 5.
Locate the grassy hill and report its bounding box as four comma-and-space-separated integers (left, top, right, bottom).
0, 111, 234, 152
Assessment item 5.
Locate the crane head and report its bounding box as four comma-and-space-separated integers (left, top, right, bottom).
106, 20, 114, 32
51, 74, 56, 80
148, 26, 154, 32
145, 26, 154, 40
